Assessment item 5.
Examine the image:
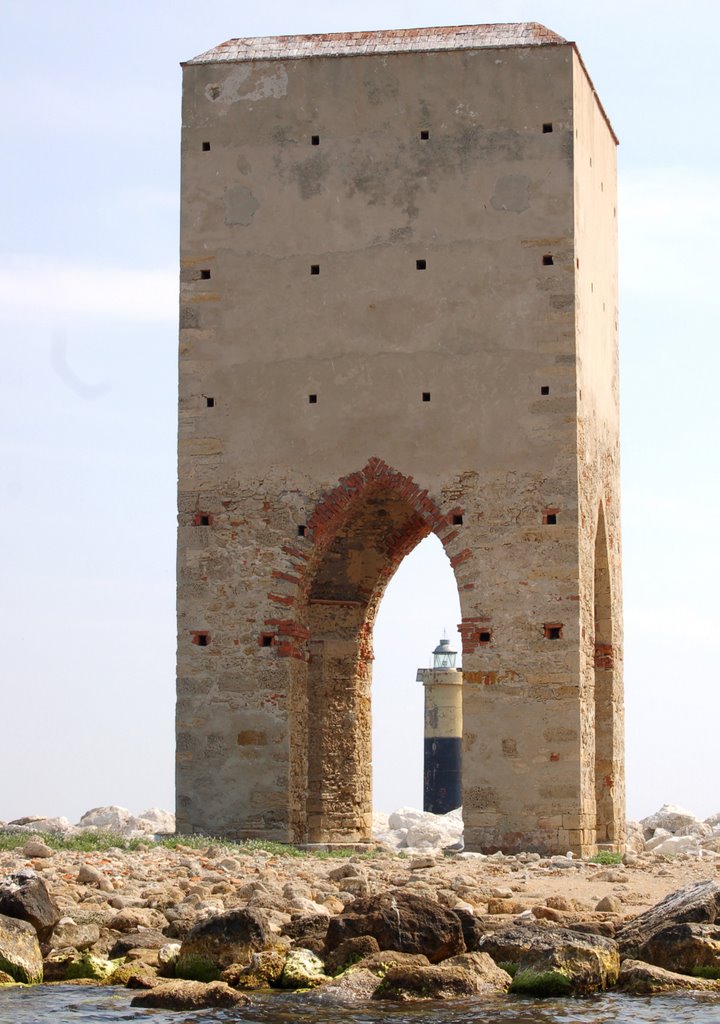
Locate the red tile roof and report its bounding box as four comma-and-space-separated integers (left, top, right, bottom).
185, 23, 566, 65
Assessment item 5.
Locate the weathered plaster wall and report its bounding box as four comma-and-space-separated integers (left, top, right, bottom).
177, 36, 623, 854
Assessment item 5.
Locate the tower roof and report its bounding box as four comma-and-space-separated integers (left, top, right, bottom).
184, 23, 567, 65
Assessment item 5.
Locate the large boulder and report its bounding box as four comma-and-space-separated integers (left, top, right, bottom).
0, 869, 60, 943
477, 924, 619, 996
279, 948, 330, 988
135, 808, 175, 834
177, 908, 273, 977
109, 929, 169, 959
375, 952, 511, 1000
311, 966, 383, 1002
616, 959, 720, 994
48, 918, 100, 952
386, 807, 463, 850
634, 922, 720, 975
281, 912, 329, 953
78, 806, 134, 832
0, 913, 43, 984
109, 907, 168, 933
640, 804, 704, 839
131, 980, 249, 1010
325, 935, 380, 975
221, 949, 286, 989
617, 880, 720, 960
325, 890, 465, 963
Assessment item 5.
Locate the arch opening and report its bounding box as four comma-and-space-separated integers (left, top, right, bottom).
289, 469, 462, 845
593, 503, 617, 843
372, 534, 463, 815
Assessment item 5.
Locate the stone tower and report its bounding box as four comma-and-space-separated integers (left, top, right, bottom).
177, 23, 624, 856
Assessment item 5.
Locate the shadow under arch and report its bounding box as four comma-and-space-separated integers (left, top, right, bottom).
287, 458, 463, 844
593, 500, 621, 844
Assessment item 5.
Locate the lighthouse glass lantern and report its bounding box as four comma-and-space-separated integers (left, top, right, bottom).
432, 637, 457, 669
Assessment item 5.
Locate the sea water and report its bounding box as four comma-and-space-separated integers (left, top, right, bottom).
2, 987, 720, 1024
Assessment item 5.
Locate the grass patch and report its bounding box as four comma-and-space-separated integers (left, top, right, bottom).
0, 830, 378, 859
689, 966, 720, 980
510, 969, 572, 997
498, 961, 518, 977
588, 850, 623, 865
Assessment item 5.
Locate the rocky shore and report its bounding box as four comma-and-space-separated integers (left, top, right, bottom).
1, 803, 720, 1009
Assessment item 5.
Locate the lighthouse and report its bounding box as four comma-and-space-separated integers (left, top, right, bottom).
416, 637, 463, 814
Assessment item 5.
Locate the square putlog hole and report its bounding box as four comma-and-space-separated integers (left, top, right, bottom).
206, 397, 215, 407
194, 512, 212, 527
542, 254, 554, 266
541, 386, 550, 396
452, 514, 464, 526
478, 630, 492, 644
297, 525, 307, 537
420, 130, 430, 140
542, 123, 553, 133
310, 264, 320, 275
192, 632, 210, 647
200, 269, 211, 280
544, 623, 563, 640
260, 633, 274, 648
543, 509, 558, 525
311, 135, 320, 145
422, 392, 431, 402
202, 141, 211, 151
416, 259, 427, 270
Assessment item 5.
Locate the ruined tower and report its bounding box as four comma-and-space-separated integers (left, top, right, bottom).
177, 23, 624, 855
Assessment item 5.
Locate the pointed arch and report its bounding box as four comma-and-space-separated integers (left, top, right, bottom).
286, 458, 464, 844
593, 501, 618, 843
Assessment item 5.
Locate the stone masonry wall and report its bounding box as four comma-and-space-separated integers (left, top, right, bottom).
176, 33, 623, 855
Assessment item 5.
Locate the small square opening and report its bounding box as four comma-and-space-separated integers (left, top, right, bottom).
541, 386, 550, 396
542, 254, 554, 266
261, 634, 273, 648
479, 630, 492, 644
200, 269, 211, 280
420, 130, 430, 140
452, 514, 463, 526
194, 632, 209, 647
422, 392, 431, 402
544, 513, 557, 525
308, 394, 317, 404
202, 141, 211, 151
311, 135, 320, 145
416, 259, 427, 270
196, 513, 211, 526
542, 123, 553, 133
298, 525, 307, 537
310, 264, 320, 275
206, 397, 215, 408
544, 624, 563, 640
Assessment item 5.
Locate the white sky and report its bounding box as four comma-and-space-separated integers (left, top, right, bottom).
2, 1, 718, 827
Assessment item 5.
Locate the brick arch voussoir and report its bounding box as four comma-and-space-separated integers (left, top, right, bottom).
263, 458, 466, 660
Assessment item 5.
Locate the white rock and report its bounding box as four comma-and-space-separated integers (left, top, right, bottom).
138, 808, 175, 833
704, 811, 720, 828
640, 804, 702, 838
78, 806, 134, 832
648, 835, 702, 857
22, 817, 75, 834
646, 829, 672, 851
